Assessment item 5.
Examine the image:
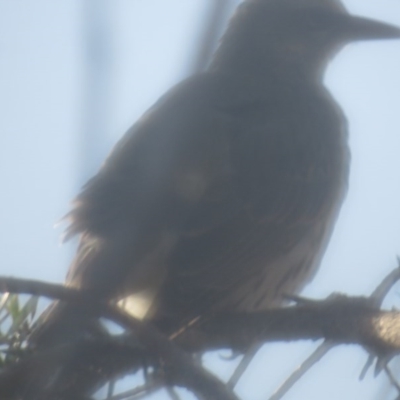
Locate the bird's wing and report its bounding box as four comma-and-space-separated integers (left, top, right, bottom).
64, 73, 262, 292
65, 74, 251, 239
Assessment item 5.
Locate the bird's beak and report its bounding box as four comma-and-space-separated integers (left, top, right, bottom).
344, 15, 400, 41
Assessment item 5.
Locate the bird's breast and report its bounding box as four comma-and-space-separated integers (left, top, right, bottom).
232, 115, 348, 227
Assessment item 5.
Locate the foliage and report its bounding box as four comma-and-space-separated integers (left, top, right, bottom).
0, 293, 38, 367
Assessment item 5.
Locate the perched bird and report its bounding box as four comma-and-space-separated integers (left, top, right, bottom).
34, 0, 400, 343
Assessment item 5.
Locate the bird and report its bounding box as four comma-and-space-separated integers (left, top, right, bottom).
33, 0, 400, 344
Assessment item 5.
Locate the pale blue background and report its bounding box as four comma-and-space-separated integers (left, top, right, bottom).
0, 1, 399, 399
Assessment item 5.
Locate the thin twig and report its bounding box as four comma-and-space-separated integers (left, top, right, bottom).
370, 261, 400, 307
108, 380, 162, 400
269, 341, 335, 400
227, 343, 262, 389
107, 380, 116, 399
384, 364, 400, 393
166, 386, 182, 400
360, 354, 375, 380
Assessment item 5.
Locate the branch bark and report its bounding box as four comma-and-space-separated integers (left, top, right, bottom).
1, 273, 400, 399
174, 295, 400, 355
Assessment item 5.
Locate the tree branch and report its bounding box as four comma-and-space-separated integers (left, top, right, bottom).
1, 271, 400, 399
174, 295, 400, 356
0, 277, 239, 400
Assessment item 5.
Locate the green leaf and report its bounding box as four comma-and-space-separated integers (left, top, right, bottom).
6, 295, 20, 320
6, 296, 38, 336
23, 296, 39, 320
0, 293, 10, 313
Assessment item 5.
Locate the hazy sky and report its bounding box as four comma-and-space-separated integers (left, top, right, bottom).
0, 1, 399, 399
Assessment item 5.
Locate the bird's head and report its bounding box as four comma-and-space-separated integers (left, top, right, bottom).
211, 0, 400, 80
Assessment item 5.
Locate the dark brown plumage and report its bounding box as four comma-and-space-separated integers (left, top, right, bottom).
35, 0, 400, 343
